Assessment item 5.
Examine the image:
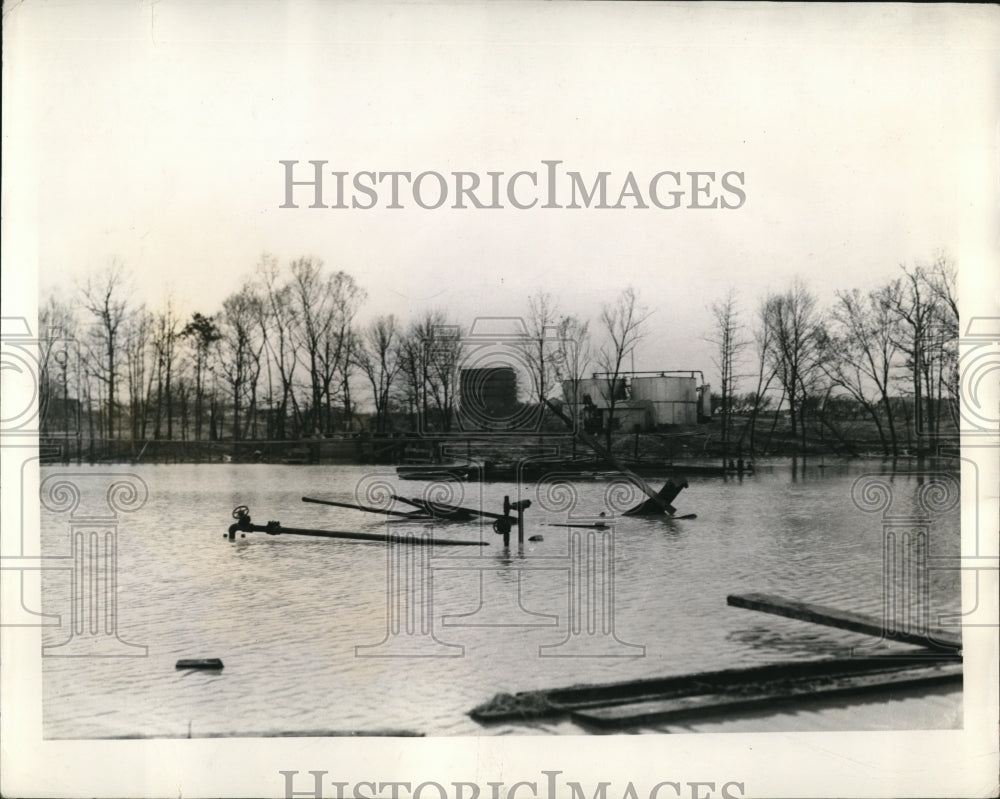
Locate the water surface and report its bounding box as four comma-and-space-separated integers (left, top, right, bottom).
40, 459, 962, 737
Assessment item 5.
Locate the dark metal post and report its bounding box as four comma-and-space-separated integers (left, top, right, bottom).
502, 495, 511, 547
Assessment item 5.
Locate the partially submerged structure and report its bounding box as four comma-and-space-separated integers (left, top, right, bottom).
562, 371, 712, 433
470, 592, 962, 729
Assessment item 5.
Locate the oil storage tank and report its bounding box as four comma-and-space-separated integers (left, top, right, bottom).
459, 366, 519, 429
629, 375, 698, 426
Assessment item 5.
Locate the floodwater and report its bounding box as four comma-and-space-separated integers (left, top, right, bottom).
39, 459, 962, 737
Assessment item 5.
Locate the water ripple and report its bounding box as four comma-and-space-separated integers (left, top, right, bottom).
41, 462, 961, 737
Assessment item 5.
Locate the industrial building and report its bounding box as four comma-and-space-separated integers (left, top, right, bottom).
561, 371, 711, 432
458, 366, 519, 429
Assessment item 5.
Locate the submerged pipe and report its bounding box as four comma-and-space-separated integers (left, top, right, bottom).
227, 507, 487, 546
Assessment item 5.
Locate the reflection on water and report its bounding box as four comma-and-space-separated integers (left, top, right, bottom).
40, 459, 962, 737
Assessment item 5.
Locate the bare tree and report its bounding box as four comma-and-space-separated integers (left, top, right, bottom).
121, 307, 153, 443
554, 314, 592, 452
396, 321, 425, 430
38, 292, 79, 438
288, 258, 365, 435
256, 252, 302, 438
180, 311, 222, 441
338, 327, 361, 433
288, 258, 332, 435
150, 297, 182, 440
761, 278, 821, 453
925, 254, 959, 427
818, 286, 901, 455
707, 289, 748, 461
878, 262, 946, 452
317, 271, 365, 435
359, 315, 402, 433
219, 281, 265, 440
595, 287, 650, 452
396, 311, 463, 433
425, 322, 462, 433
79, 261, 134, 443
739, 299, 778, 457
520, 292, 561, 404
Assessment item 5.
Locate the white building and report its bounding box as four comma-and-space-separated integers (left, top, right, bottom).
562, 373, 710, 431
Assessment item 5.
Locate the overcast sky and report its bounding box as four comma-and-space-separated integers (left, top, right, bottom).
4, 2, 997, 383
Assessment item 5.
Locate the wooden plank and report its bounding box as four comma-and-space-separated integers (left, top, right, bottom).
727, 592, 962, 651
470, 655, 961, 722
571, 663, 963, 729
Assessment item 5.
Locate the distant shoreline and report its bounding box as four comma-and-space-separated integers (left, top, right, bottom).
38, 445, 961, 473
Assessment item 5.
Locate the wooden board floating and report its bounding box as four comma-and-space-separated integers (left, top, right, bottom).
726, 592, 962, 652
570, 663, 962, 729
469, 655, 961, 723
176, 659, 224, 670
470, 592, 962, 729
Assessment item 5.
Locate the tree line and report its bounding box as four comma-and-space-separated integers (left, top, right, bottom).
38, 251, 956, 461
709, 254, 959, 458
36, 254, 634, 458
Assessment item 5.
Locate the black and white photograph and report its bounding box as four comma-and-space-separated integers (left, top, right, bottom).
2, 2, 998, 797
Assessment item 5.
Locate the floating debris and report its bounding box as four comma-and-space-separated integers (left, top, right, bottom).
470, 656, 961, 727
727, 592, 962, 652
470, 593, 963, 729
176, 658, 224, 670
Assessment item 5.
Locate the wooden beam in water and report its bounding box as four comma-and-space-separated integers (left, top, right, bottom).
570, 662, 962, 729
727, 592, 962, 651
468, 655, 962, 723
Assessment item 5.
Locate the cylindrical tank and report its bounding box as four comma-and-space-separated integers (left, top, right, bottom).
629, 376, 697, 403
630, 376, 697, 425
